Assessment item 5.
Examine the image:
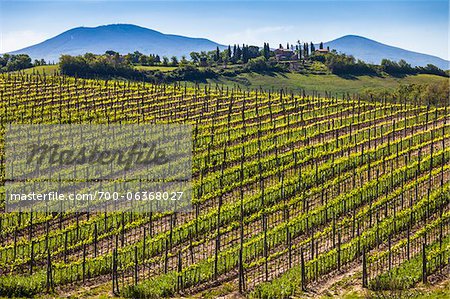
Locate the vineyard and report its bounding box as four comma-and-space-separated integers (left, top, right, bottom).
0, 73, 449, 298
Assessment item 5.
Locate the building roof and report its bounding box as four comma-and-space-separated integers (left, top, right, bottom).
275, 48, 294, 54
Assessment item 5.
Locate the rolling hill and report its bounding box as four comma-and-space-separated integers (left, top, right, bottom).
10, 24, 225, 62
9, 25, 449, 70
323, 35, 449, 70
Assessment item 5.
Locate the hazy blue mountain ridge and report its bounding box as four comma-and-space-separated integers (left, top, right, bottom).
322, 35, 449, 70
10, 24, 225, 62
9, 25, 449, 70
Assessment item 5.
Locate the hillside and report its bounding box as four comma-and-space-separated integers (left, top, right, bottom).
7, 25, 449, 70
324, 35, 449, 70
20, 64, 448, 97
0, 73, 449, 299
210, 72, 448, 94
10, 24, 224, 62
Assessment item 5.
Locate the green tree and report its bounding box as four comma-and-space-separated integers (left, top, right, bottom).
263, 43, 270, 60
190, 52, 200, 63
5, 54, 32, 71
215, 46, 221, 62
242, 44, 248, 63
105, 50, 119, 56
170, 56, 179, 66
139, 55, 149, 65
180, 55, 189, 66
303, 43, 309, 58
236, 45, 242, 62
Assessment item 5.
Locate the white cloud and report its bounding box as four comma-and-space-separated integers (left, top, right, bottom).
0, 30, 49, 53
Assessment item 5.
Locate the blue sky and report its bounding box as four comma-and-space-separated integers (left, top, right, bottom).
1, 0, 448, 59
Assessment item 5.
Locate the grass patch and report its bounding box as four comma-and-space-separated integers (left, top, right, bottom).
16, 65, 60, 75
207, 72, 448, 95
133, 65, 177, 72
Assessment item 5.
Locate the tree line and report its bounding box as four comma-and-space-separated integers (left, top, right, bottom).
58, 53, 222, 82
316, 52, 448, 77
59, 53, 142, 78
0, 54, 33, 72
360, 81, 449, 107
100, 41, 324, 67
1, 44, 448, 79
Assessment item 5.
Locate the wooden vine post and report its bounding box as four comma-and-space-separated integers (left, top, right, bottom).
362, 247, 368, 288
422, 242, 427, 284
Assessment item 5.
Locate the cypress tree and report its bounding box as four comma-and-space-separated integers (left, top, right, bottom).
242, 44, 249, 63
215, 46, 220, 62
303, 43, 308, 58
263, 43, 270, 60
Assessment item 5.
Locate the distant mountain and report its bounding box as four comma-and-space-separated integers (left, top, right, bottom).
323, 35, 449, 70
10, 26, 449, 70
10, 24, 225, 62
